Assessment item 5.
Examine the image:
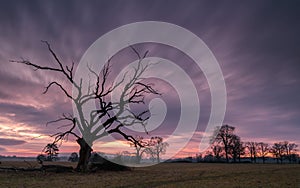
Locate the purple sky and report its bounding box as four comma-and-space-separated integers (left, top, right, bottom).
0, 0, 299, 157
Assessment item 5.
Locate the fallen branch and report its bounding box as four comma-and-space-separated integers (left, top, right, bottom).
0, 164, 73, 173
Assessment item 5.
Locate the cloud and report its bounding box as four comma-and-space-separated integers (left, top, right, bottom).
0, 0, 299, 156
0, 138, 26, 146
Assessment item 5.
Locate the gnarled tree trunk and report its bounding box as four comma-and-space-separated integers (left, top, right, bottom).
76, 138, 92, 172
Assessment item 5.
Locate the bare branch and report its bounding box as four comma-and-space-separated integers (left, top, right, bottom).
107, 123, 141, 146
47, 115, 80, 146
43, 81, 73, 99
129, 45, 141, 60
10, 59, 61, 72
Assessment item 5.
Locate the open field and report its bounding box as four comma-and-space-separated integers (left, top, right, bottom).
0, 161, 299, 188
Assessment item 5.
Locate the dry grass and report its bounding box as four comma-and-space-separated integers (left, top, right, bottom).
0, 161, 299, 188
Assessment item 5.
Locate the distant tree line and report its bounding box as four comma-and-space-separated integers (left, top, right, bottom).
200, 125, 299, 164
37, 136, 169, 165
36, 125, 298, 165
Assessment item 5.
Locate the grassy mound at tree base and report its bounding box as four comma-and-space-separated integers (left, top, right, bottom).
89, 155, 131, 172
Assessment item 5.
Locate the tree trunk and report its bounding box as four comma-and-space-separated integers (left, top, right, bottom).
136, 148, 141, 164
250, 153, 253, 163
225, 146, 229, 163
76, 138, 92, 172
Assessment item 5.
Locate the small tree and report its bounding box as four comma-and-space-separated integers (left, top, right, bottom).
281, 141, 298, 163
230, 135, 245, 163
271, 142, 285, 164
145, 136, 169, 163
68, 152, 79, 162
44, 143, 59, 161
257, 142, 270, 164
212, 124, 236, 163
129, 136, 149, 163
36, 154, 46, 164
246, 142, 258, 163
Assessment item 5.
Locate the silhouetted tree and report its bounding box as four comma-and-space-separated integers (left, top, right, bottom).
44, 143, 59, 161
129, 136, 150, 163
11, 42, 160, 172
211, 144, 223, 161
257, 142, 270, 164
289, 154, 299, 163
271, 142, 285, 164
195, 153, 203, 162
68, 152, 79, 162
203, 152, 214, 162
281, 141, 298, 163
212, 124, 236, 163
36, 154, 46, 164
246, 142, 258, 163
145, 136, 169, 163
230, 135, 245, 163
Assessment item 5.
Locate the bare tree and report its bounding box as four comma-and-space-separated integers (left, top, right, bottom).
212, 124, 235, 163
229, 135, 245, 163
145, 136, 169, 163
271, 142, 285, 164
245, 142, 258, 163
129, 136, 150, 163
257, 142, 270, 164
281, 141, 298, 163
211, 144, 223, 161
11, 41, 160, 171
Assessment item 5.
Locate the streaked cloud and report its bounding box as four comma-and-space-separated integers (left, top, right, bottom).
0, 138, 26, 146
0, 0, 299, 157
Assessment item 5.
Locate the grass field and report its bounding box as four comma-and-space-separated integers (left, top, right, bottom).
0, 161, 299, 188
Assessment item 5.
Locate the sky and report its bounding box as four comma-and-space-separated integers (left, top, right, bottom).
0, 0, 299, 158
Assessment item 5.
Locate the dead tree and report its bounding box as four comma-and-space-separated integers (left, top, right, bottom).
11, 41, 160, 172
129, 136, 151, 163
145, 136, 169, 163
